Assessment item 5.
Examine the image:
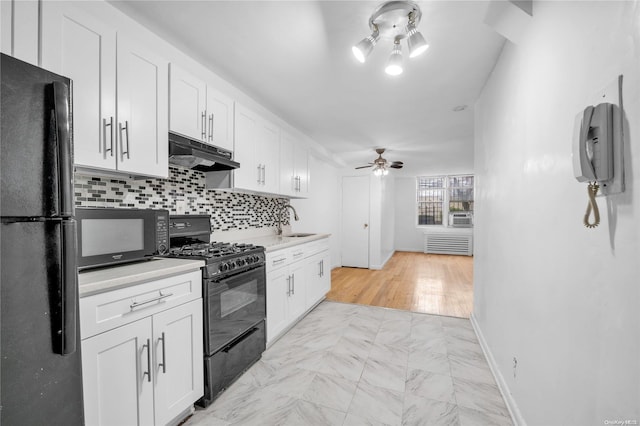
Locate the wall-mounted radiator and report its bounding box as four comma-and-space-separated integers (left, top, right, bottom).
424, 231, 473, 256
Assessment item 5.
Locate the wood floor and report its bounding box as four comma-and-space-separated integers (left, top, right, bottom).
326, 251, 474, 318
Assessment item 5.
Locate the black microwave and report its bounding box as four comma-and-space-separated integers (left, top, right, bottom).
76, 208, 169, 270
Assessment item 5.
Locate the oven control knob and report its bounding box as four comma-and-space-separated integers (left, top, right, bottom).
220, 263, 229, 272
246, 257, 253, 264
252, 255, 261, 263
229, 261, 237, 270
237, 258, 245, 267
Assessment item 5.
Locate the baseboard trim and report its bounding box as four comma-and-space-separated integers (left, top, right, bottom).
470, 313, 527, 426
370, 250, 395, 270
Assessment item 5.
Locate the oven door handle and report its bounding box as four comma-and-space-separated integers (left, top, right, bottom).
221, 327, 259, 353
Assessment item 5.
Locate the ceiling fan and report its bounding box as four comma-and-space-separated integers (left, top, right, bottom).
355, 148, 404, 176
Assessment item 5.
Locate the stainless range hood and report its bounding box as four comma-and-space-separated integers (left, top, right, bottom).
168, 132, 239, 172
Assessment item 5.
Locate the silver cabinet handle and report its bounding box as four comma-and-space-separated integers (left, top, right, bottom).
103, 117, 114, 157
293, 251, 304, 259
272, 258, 286, 266
201, 111, 207, 139
129, 291, 173, 311
143, 338, 151, 382
261, 165, 266, 185
257, 164, 262, 184
318, 261, 322, 277
158, 332, 167, 373
208, 113, 214, 141
119, 121, 130, 159
286, 275, 291, 296
291, 274, 295, 295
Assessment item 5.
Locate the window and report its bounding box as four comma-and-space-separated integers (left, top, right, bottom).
417, 175, 474, 226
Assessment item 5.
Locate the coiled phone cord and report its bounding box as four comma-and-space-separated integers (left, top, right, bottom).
584, 182, 600, 228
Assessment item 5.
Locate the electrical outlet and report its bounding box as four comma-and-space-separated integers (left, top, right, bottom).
175, 199, 187, 215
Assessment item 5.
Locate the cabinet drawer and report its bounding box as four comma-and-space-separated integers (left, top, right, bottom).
304, 238, 330, 257
266, 249, 290, 271
80, 270, 202, 339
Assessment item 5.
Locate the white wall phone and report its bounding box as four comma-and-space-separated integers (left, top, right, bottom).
572, 75, 625, 229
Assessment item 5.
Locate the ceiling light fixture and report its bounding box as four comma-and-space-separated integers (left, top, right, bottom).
352, 1, 428, 76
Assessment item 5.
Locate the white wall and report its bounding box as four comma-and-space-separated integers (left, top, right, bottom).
290, 154, 341, 269
474, 2, 639, 424
394, 177, 423, 251
380, 175, 395, 265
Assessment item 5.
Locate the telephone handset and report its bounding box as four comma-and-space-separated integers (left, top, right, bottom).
572, 103, 614, 228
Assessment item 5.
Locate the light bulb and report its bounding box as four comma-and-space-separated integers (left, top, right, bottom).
383, 168, 389, 176
385, 40, 403, 76
407, 23, 429, 58
352, 31, 379, 63
373, 167, 383, 177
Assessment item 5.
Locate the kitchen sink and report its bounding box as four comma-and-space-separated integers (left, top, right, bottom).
284, 233, 316, 238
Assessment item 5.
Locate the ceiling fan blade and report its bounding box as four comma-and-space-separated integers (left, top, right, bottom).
355, 164, 374, 169
389, 164, 403, 169
390, 161, 404, 166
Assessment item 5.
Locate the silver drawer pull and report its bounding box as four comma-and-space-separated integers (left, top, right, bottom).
293, 252, 304, 258
130, 291, 173, 311
272, 258, 286, 265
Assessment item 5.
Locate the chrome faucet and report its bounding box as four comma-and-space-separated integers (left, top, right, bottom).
276, 204, 299, 235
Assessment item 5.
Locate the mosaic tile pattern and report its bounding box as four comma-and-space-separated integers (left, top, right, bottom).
187, 302, 513, 426
74, 166, 289, 232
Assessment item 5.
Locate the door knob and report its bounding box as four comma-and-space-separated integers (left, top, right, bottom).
364, 223, 368, 228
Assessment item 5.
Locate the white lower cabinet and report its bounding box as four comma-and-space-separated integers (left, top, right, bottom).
81, 271, 203, 426
266, 238, 331, 344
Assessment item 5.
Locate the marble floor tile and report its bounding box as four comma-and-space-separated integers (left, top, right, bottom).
407, 347, 451, 375
360, 356, 407, 392
343, 413, 395, 426
318, 350, 367, 382
458, 405, 514, 426
405, 369, 456, 404
453, 377, 510, 418
301, 372, 359, 412
185, 301, 511, 426
448, 354, 496, 385
402, 394, 460, 426
282, 400, 346, 426
347, 382, 404, 426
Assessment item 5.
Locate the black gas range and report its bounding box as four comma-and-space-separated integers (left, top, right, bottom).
165, 215, 266, 407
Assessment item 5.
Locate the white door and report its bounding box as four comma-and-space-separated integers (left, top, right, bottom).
205, 86, 234, 151
169, 63, 206, 142
342, 176, 370, 268
153, 300, 203, 426
266, 268, 290, 344
42, 3, 117, 171
117, 35, 168, 178
82, 317, 154, 426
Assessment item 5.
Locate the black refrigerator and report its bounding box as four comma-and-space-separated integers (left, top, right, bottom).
1, 54, 84, 424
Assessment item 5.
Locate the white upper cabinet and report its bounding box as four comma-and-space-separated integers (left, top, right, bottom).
280, 131, 309, 197
41, 2, 168, 178
116, 35, 168, 177
169, 63, 234, 151
1, 0, 39, 65
233, 104, 280, 194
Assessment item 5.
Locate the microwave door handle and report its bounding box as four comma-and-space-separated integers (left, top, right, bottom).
59, 220, 78, 355
52, 81, 74, 217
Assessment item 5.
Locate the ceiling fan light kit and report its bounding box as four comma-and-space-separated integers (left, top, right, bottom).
352, 1, 429, 76
356, 148, 404, 176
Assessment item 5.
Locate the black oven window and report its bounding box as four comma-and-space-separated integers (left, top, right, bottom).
220, 280, 259, 317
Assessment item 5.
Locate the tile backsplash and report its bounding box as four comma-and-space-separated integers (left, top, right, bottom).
74, 166, 289, 232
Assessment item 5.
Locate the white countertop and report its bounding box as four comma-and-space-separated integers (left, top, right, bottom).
231, 233, 331, 252
78, 258, 205, 297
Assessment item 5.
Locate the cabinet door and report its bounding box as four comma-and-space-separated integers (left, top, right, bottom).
294, 144, 309, 195
234, 104, 259, 191
41, 2, 117, 170
1, 0, 39, 65
266, 268, 290, 344
82, 317, 154, 426
305, 253, 324, 309
153, 299, 204, 426
288, 262, 307, 321
117, 34, 169, 178
169, 63, 207, 142
319, 251, 332, 296
205, 86, 234, 151
279, 131, 296, 196
259, 118, 280, 194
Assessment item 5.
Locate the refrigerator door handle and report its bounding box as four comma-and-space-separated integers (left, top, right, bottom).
52, 81, 74, 217
59, 220, 78, 356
